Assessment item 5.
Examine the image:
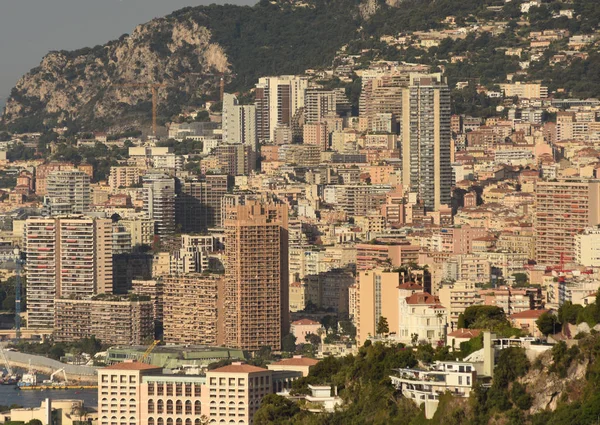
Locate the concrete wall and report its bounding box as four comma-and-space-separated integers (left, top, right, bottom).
3, 350, 97, 383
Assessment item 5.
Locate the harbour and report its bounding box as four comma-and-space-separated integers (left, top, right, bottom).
0, 385, 98, 409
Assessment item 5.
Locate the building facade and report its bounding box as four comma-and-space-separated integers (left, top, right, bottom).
224, 198, 289, 351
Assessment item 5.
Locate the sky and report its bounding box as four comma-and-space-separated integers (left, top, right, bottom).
0, 0, 255, 108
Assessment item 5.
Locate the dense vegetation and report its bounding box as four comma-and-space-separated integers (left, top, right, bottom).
10, 336, 105, 361
254, 331, 600, 424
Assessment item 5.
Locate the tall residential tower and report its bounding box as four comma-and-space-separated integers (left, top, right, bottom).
223, 197, 289, 350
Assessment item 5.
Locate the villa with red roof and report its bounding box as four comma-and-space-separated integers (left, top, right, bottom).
398, 292, 447, 345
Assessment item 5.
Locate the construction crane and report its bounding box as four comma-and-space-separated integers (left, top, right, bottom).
43, 368, 68, 386
115, 83, 168, 138
138, 340, 160, 364
0, 348, 14, 376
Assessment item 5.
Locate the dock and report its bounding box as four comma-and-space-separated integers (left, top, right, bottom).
18, 385, 98, 391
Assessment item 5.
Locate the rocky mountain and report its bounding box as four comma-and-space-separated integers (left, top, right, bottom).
4, 18, 229, 132
1, 0, 363, 132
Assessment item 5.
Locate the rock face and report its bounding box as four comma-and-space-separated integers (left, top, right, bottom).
521, 350, 588, 414
3, 17, 230, 130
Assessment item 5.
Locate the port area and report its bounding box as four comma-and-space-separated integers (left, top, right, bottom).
18, 384, 98, 390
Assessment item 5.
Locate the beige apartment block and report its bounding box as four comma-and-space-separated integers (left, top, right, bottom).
109, 166, 142, 192
535, 179, 600, 265
54, 296, 154, 345
438, 280, 481, 330
163, 273, 225, 346
355, 269, 402, 345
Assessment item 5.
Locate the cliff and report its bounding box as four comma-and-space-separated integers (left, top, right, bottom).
1, 0, 362, 132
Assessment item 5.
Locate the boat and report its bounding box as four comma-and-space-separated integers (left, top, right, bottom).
17, 362, 37, 388
0, 374, 21, 385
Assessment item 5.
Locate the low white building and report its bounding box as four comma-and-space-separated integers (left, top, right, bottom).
390, 361, 476, 419
304, 385, 343, 413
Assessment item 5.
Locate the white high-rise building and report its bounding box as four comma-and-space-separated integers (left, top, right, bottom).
143, 175, 175, 238
24, 216, 114, 329
304, 89, 337, 123
45, 170, 91, 215
255, 75, 309, 142
401, 74, 452, 211
222, 93, 257, 151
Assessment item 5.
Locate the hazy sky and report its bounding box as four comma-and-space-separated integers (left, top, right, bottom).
0, 0, 255, 107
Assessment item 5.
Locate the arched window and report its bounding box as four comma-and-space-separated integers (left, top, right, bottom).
195, 400, 201, 414
148, 418, 154, 425
167, 399, 174, 414
148, 399, 154, 414
167, 419, 174, 425
176, 419, 182, 425
157, 399, 164, 414
186, 420, 192, 425
176, 400, 183, 414
157, 419, 164, 425
185, 400, 192, 414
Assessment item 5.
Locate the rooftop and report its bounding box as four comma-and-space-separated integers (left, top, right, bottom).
104, 361, 161, 371
210, 362, 268, 374
270, 356, 319, 367
292, 318, 321, 326
510, 309, 550, 319
447, 329, 482, 338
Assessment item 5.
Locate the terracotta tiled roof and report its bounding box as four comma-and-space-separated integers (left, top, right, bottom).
447, 329, 482, 338
398, 281, 423, 290
292, 319, 321, 326
510, 309, 549, 319
271, 357, 319, 367
405, 292, 441, 305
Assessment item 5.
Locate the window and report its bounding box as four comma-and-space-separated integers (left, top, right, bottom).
458, 376, 463, 385
185, 400, 192, 414
176, 400, 183, 414
167, 399, 174, 414
148, 400, 154, 414
157, 400, 164, 414
195, 400, 201, 415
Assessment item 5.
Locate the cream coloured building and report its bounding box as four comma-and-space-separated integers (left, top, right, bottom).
98, 361, 162, 425
201, 362, 273, 424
